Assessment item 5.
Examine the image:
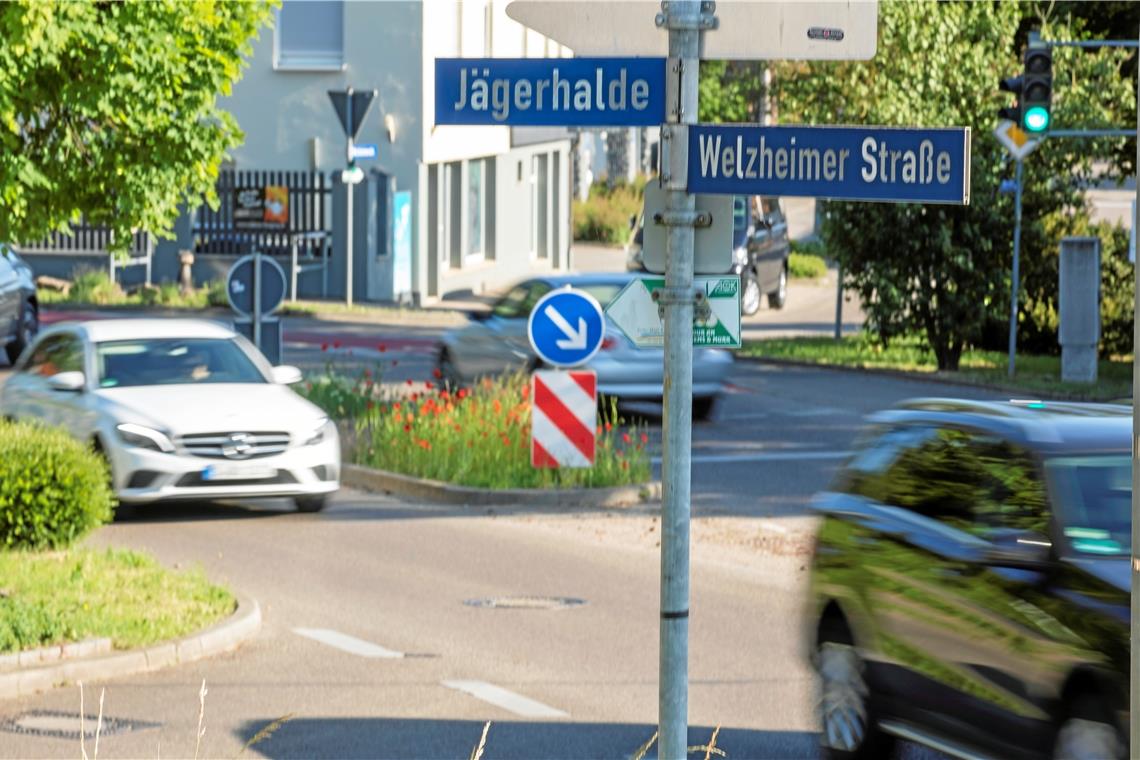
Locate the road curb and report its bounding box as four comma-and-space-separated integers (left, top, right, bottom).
0, 593, 261, 701
342, 463, 662, 508
737, 354, 1120, 401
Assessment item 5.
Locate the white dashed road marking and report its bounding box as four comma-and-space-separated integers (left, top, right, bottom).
293, 628, 404, 658
442, 680, 569, 718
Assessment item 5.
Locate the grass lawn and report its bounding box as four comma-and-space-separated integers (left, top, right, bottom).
739, 335, 1132, 401
0, 547, 234, 654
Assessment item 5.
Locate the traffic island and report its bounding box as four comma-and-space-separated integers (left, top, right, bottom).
342, 463, 661, 508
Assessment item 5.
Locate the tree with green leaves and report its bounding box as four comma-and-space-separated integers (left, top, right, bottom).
773, 1, 1133, 370
0, 0, 274, 253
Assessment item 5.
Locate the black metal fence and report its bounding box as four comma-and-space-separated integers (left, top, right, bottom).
193, 170, 332, 259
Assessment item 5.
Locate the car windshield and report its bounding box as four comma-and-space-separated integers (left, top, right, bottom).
575, 284, 623, 307
1046, 454, 1131, 557
95, 338, 266, 388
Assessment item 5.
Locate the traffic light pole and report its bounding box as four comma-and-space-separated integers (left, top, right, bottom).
1007, 157, 1023, 378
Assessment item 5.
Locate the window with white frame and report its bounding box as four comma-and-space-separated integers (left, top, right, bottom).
467, 160, 485, 259
275, 0, 344, 71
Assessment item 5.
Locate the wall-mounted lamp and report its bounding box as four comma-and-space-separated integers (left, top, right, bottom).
384, 114, 397, 143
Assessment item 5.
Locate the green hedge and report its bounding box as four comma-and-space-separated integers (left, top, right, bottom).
789, 252, 828, 279
572, 177, 647, 244
0, 420, 114, 550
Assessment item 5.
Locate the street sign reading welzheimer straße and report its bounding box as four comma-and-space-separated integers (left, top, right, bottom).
688, 124, 971, 205
435, 58, 666, 127
606, 276, 741, 349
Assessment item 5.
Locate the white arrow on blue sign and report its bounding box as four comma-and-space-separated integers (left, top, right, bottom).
350, 143, 378, 159
527, 288, 606, 367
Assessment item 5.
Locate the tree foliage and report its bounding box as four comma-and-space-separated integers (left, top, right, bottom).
0, 0, 274, 251
773, 1, 1135, 370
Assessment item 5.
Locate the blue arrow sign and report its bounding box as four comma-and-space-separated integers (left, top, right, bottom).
527, 288, 605, 367
435, 57, 666, 127
688, 124, 971, 205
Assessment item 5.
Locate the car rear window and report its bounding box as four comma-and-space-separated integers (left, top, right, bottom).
96, 338, 266, 388
1046, 455, 1131, 556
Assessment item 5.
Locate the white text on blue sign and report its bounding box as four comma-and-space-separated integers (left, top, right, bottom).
435, 58, 666, 127
688, 125, 971, 205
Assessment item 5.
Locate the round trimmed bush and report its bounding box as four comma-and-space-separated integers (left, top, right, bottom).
0, 420, 114, 550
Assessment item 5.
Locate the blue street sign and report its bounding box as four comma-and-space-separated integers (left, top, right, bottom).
527, 288, 606, 367
350, 143, 378, 159
999, 179, 1018, 194
435, 57, 665, 127
688, 124, 971, 205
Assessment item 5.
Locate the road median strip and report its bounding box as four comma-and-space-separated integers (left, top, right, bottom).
342, 463, 661, 508
0, 593, 260, 701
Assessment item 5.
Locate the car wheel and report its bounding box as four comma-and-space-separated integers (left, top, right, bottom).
1054, 696, 1125, 760
437, 348, 463, 390
295, 495, 329, 513
741, 273, 762, 316
767, 266, 788, 310
818, 641, 894, 760
692, 396, 717, 421
5, 299, 37, 365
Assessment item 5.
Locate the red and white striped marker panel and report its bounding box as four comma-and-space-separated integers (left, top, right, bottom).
531, 370, 596, 468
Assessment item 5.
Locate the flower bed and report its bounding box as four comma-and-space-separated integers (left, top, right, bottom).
300, 362, 651, 490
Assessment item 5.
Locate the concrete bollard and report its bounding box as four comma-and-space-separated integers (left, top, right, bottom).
179, 250, 195, 295
1059, 237, 1100, 384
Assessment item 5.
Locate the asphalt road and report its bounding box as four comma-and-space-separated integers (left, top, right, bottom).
0, 325, 992, 758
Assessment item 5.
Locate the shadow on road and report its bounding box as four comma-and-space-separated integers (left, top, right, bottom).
235, 717, 819, 759
117, 499, 296, 524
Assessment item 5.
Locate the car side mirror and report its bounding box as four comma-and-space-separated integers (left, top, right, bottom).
270, 365, 303, 385
981, 531, 1052, 570
49, 371, 85, 392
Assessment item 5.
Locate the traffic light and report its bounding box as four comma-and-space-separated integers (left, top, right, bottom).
997, 42, 1053, 134
1020, 45, 1052, 133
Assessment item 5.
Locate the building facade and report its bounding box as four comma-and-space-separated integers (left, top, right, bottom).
218, 0, 573, 304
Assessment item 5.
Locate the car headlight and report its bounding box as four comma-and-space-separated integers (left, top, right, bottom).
732, 246, 748, 265
115, 423, 175, 453
303, 418, 336, 446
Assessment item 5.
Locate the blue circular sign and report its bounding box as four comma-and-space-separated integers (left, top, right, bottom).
226, 254, 287, 317
527, 287, 605, 367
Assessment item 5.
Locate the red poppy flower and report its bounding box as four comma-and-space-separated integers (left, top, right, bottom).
366, 400, 375, 411
521, 385, 530, 399
501, 435, 511, 446
622, 433, 632, 444
440, 391, 450, 400
432, 368, 443, 379
604, 422, 612, 432
333, 340, 342, 349
621, 460, 629, 470
596, 425, 603, 435
457, 388, 468, 399
406, 379, 414, 386
393, 402, 401, 411
321, 343, 329, 352
640, 433, 649, 445
403, 424, 411, 432
378, 344, 387, 353
425, 381, 434, 390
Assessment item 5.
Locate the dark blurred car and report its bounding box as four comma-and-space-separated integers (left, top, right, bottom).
625, 195, 789, 315
806, 399, 1130, 760
436, 272, 733, 419
0, 244, 38, 364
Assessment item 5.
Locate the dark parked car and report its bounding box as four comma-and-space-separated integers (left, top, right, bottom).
625, 194, 790, 315
806, 399, 1130, 760
0, 244, 38, 365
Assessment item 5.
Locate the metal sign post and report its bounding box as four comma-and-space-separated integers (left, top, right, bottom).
328, 88, 378, 307
1132, 25, 1139, 754
1008, 157, 1023, 378
657, 2, 702, 756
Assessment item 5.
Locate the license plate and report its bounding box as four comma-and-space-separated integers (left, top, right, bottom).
201, 464, 277, 481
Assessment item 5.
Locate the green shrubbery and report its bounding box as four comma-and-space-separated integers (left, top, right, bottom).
788, 252, 828, 279
43, 269, 229, 310
572, 177, 648, 244
0, 420, 114, 550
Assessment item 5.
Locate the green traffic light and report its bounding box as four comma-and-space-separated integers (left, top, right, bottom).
1023, 106, 1050, 133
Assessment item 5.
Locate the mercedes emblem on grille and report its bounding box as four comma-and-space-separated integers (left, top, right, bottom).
221, 433, 255, 460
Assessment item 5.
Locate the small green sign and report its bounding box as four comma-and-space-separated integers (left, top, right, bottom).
605, 276, 742, 349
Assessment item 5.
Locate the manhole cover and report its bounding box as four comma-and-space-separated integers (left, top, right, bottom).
464, 596, 586, 610
0, 710, 160, 740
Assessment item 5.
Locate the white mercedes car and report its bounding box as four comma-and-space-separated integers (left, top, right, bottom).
0, 319, 339, 512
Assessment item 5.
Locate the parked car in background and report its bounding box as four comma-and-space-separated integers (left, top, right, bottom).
436, 272, 733, 419
625, 194, 790, 316
0, 243, 39, 365
0, 319, 339, 513
806, 398, 1129, 760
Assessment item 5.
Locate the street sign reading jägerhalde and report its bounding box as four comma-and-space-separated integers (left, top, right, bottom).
688, 124, 971, 204
435, 57, 666, 127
